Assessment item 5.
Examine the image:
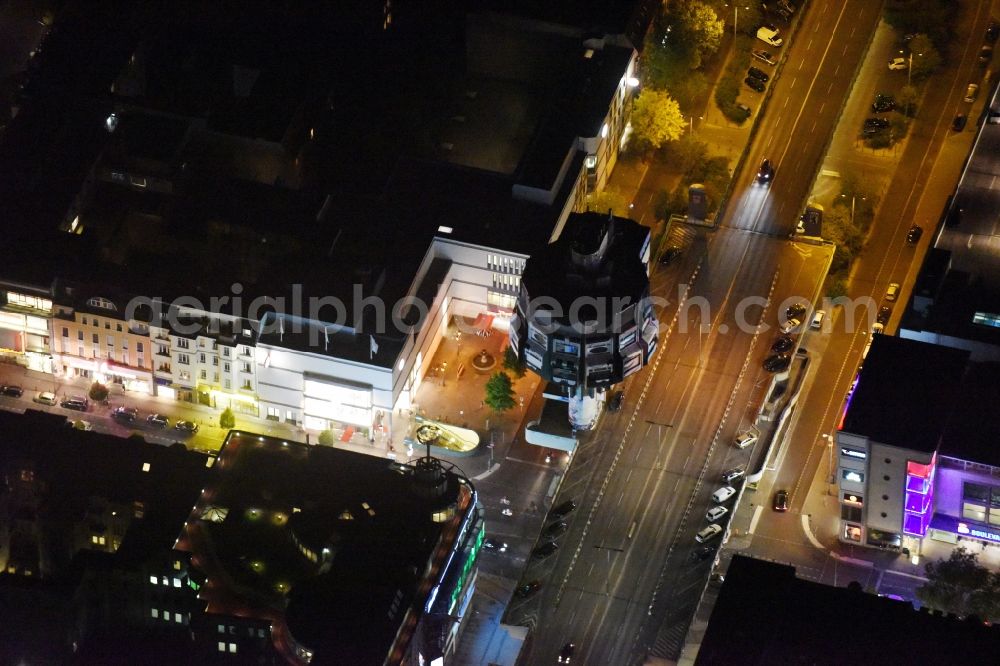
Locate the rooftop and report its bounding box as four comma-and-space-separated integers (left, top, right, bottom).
697, 555, 1000, 665
177, 431, 475, 664
939, 361, 1000, 467
840, 335, 968, 452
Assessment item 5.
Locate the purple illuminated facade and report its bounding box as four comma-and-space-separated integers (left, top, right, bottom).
903, 457, 935, 538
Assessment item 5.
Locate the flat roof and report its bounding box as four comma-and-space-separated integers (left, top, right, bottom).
177, 432, 473, 664
841, 336, 968, 452
697, 555, 1000, 665
471, 0, 653, 44
939, 361, 1000, 467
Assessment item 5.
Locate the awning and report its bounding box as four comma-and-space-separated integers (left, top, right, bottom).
472, 313, 494, 331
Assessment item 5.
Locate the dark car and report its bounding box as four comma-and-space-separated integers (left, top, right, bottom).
872, 93, 895, 113
552, 499, 577, 519
659, 246, 682, 265
877, 306, 892, 325
484, 538, 508, 553
0, 385, 23, 398
785, 302, 807, 320
744, 76, 766, 92
607, 390, 624, 412
694, 545, 716, 561
952, 113, 967, 132
112, 406, 138, 422
558, 643, 576, 664
515, 580, 542, 598
980, 45, 994, 66
863, 117, 889, 131
747, 66, 770, 82
771, 336, 794, 353
763, 354, 791, 372
146, 413, 169, 428
987, 21, 999, 43
906, 225, 923, 244
61, 396, 88, 412
543, 521, 568, 539
757, 158, 774, 184
531, 542, 559, 560
174, 420, 199, 433
773, 489, 789, 511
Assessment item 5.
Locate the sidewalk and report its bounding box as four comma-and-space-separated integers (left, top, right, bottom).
451, 574, 526, 666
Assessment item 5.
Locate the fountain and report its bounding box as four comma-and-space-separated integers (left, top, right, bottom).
471, 348, 497, 373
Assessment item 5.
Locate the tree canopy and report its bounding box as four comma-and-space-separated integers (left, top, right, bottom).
630, 89, 686, 150
484, 371, 516, 414
907, 34, 942, 82
916, 547, 1000, 621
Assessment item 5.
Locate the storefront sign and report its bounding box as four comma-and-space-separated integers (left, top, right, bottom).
841, 447, 866, 460
956, 522, 1000, 544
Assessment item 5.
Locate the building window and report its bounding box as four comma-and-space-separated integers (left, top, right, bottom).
175, 612, 183, 623
223, 347, 230, 357
218, 642, 226, 652
200, 353, 206, 364
176, 338, 190, 349
178, 354, 190, 365
224, 362, 231, 372
229, 643, 237, 654
61, 327, 68, 337
224, 379, 231, 389
82, 316, 88, 325
105, 321, 110, 329
152, 609, 159, 618
92, 333, 99, 344
842, 469, 864, 483
240, 362, 251, 373
267, 407, 280, 419
137, 342, 144, 354
107, 335, 114, 347
179, 371, 190, 381
242, 380, 252, 390
77, 330, 83, 341
116, 323, 122, 332
150, 575, 157, 585
200, 370, 207, 380
122, 339, 128, 350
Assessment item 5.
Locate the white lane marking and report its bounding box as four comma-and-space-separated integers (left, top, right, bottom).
748, 504, 764, 534
801, 514, 825, 549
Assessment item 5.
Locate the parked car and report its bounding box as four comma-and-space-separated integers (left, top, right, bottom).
712, 486, 737, 503
515, 580, 542, 598
0, 384, 23, 397
773, 489, 789, 511
747, 66, 770, 82
551, 499, 577, 519
952, 113, 967, 131
771, 336, 794, 353
659, 246, 682, 265
694, 545, 716, 560
722, 467, 746, 484
706, 505, 729, 523
752, 49, 777, 66
907, 225, 923, 244
863, 117, 890, 134
607, 390, 624, 412
744, 75, 766, 92
736, 102, 753, 120
980, 46, 994, 67
531, 542, 559, 560
965, 83, 979, 103
785, 302, 807, 320
877, 306, 892, 325
735, 430, 758, 450
756, 26, 783, 47
757, 158, 774, 184
484, 538, 508, 553
174, 420, 199, 433
558, 643, 576, 664
888, 57, 907, 71
810, 310, 826, 330
34, 391, 57, 405
987, 20, 999, 43
544, 520, 568, 539
61, 396, 88, 412
112, 406, 138, 422
885, 282, 901, 302
778, 0, 796, 14
696, 523, 724, 543
763, 354, 792, 372
872, 93, 895, 113
779, 318, 801, 334
72, 419, 93, 431
146, 413, 169, 428
871, 322, 884, 335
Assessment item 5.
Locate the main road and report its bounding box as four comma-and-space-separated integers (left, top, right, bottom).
518, 1, 882, 663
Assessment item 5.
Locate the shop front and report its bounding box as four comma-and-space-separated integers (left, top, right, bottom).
302, 375, 373, 437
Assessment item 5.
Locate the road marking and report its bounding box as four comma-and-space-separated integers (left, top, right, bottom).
801, 514, 825, 549
748, 504, 763, 534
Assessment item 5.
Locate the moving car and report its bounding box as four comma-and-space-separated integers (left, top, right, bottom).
34, 391, 57, 405
659, 246, 682, 265
885, 282, 900, 302
907, 225, 923, 244
779, 318, 801, 334
558, 643, 576, 664
752, 49, 777, 66
483, 538, 507, 553
147, 413, 169, 428
747, 66, 770, 82
607, 390, 624, 412
757, 158, 774, 184
712, 486, 737, 503
544, 520, 568, 539
735, 430, 758, 450
531, 542, 559, 560
551, 499, 577, 519
810, 310, 826, 330
744, 76, 766, 92
706, 505, 729, 523
0, 384, 23, 397
61, 396, 88, 412
722, 467, 746, 484
771, 336, 794, 353
952, 113, 967, 131
112, 406, 138, 422
757, 26, 783, 47
696, 523, 724, 543
872, 93, 895, 113
887, 57, 907, 71
964, 83, 979, 103
174, 420, 199, 433
763, 354, 792, 372
515, 580, 542, 598
773, 489, 789, 511
877, 306, 892, 325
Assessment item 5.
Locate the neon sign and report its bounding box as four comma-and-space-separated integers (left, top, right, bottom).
957, 522, 1000, 543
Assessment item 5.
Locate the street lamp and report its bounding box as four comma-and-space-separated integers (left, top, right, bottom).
840, 194, 866, 227
725, 4, 749, 40
689, 115, 703, 135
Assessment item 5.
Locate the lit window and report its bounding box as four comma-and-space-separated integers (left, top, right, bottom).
151, 609, 159, 618
149, 576, 157, 585
218, 624, 225, 633
218, 642, 226, 652
229, 643, 237, 654
175, 613, 182, 623
173, 578, 181, 588
142, 462, 151, 472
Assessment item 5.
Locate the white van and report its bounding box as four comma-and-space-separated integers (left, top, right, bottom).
706, 506, 729, 522
757, 27, 783, 47
712, 486, 737, 503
